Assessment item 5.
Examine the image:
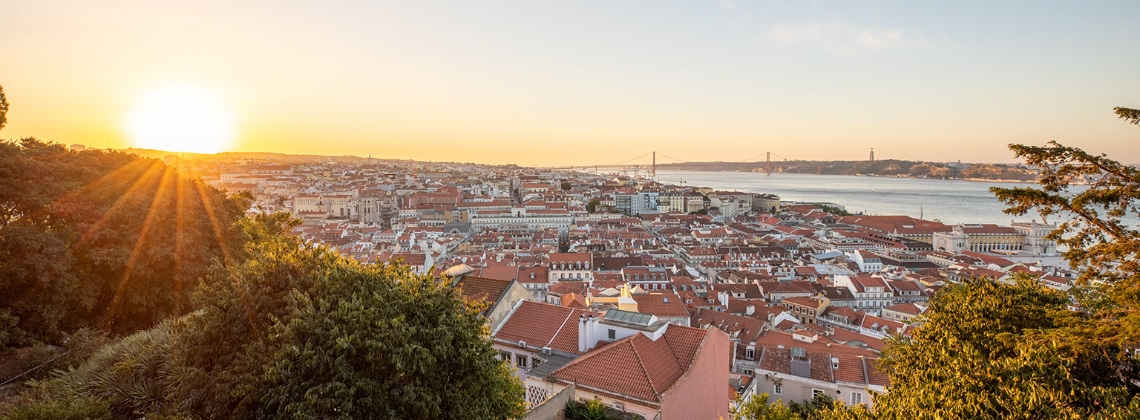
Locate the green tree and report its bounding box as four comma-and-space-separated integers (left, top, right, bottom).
734, 393, 871, 420
0, 139, 247, 348
258, 262, 525, 419
873, 275, 1138, 419
565, 398, 610, 420
733, 393, 797, 420
1115, 106, 1140, 126
861, 106, 1140, 419
0, 84, 8, 131
991, 107, 1140, 345
587, 198, 601, 213
788, 394, 835, 418
172, 213, 524, 419
170, 212, 339, 418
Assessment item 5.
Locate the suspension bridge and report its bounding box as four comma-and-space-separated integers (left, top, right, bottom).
541, 150, 795, 179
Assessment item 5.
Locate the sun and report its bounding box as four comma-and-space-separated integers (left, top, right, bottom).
127, 87, 235, 154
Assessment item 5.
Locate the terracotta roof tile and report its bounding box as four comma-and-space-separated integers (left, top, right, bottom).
476, 266, 519, 281
632, 293, 690, 318
690, 309, 765, 345
551, 325, 709, 402
755, 330, 887, 387
494, 301, 592, 354
455, 276, 511, 307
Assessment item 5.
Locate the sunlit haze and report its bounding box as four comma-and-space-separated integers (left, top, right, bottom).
127, 87, 235, 154
2, 1, 1138, 165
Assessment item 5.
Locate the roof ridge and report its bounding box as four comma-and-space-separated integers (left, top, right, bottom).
546, 308, 579, 348
661, 329, 685, 367
627, 336, 662, 398
662, 328, 709, 397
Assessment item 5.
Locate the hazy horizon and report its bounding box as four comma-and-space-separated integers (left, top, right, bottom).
101, 145, 1076, 168
3, 1, 1138, 166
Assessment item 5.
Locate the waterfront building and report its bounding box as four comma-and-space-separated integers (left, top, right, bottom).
1011, 221, 1058, 256
933, 223, 1025, 253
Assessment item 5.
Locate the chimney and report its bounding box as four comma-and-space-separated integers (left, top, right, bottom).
579, 314, 601, 353
578, 315, 589, 353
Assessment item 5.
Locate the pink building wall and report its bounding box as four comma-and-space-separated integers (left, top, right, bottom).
659, 328, 731, 420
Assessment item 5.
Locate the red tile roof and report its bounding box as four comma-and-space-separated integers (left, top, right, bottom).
455, 276, 511, 308
691, 309, 764, 346
517, 265, 549, 283
476, 265, 519, 281
551, 325, 709, 403
753, 330, 886, 387
632, 293, 690, 318
494, 301, 592, 354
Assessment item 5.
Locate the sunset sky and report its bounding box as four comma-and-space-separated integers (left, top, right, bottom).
3, 1, 1138, 166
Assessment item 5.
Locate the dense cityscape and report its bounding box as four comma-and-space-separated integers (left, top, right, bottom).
4, 1, 1140, 418
173, 151, 1071, 418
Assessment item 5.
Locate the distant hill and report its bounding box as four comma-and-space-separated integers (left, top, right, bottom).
656, 159, 1039, 182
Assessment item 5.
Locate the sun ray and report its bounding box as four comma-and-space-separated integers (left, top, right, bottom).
192, 180, 237, 266
55, 158, 152, 211
190, 180, 260, 331
68, 159, 166, 249
102, 165, 177, 331
174, 165, 187, 314
7, 156, 160, 322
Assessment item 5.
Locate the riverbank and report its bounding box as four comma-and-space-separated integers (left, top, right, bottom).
655, 170, 1037, 226
656, 159, 1038, 183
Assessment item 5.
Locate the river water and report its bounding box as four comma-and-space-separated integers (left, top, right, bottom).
656, 170, 1039, 226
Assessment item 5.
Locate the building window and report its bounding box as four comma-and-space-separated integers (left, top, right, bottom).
774, 384, 782, 395
745, 348, 755, 360
812, 389, 825, 398
608, 329, 616, 340
516, 354, 528, 369
851, 392, 863, 405
500, 351, 511, 362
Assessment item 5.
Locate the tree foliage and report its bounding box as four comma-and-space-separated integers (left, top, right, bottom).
866, 107, 1140, 419
0, 139, 247, 348
257, 260, 525, 419
172, 213, 524, 419
0, 84, 8, 131
991, 141, 1140, 287
733, 393, 797, 420
874, 275, 1138, 419
6, 213, 526, 419
565, 398, 642, 420
169, 212, 334, 418
733, 393, 872, 420
587, 198, 601, 213
1115, 106, 1140, 126
2, 320, 183, 419
991, 109, 1140, 346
